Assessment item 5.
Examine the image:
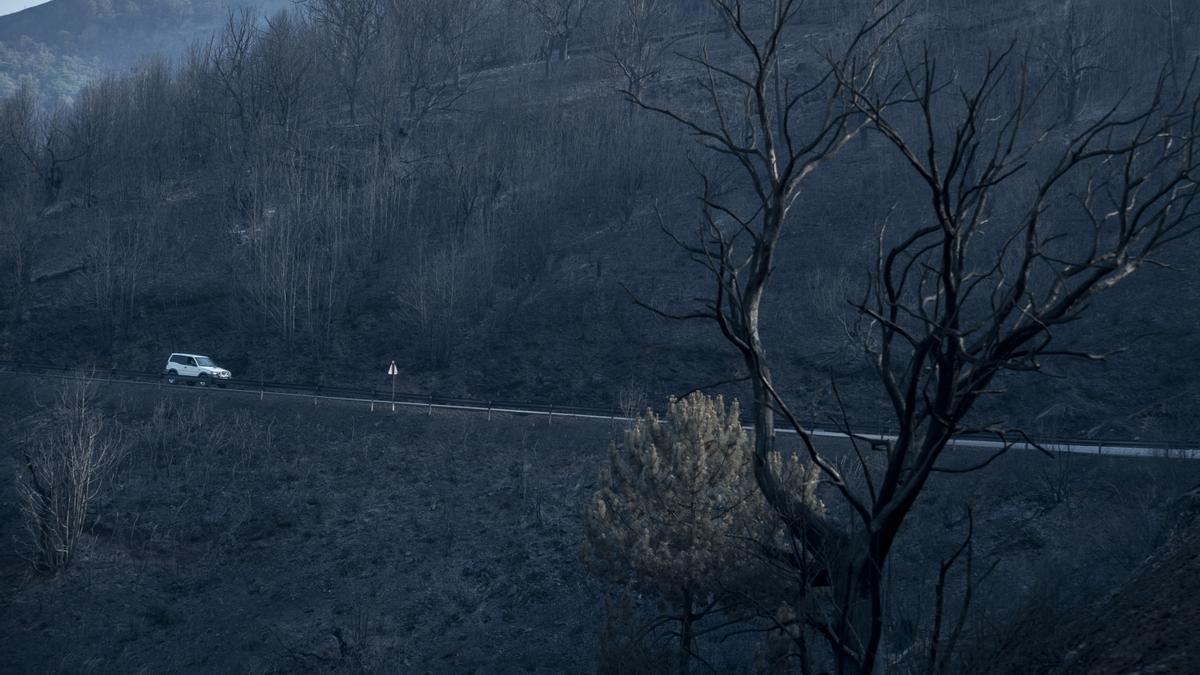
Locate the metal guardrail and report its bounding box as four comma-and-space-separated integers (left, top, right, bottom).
0, 358, 631, 419
1, 359, 1198, 459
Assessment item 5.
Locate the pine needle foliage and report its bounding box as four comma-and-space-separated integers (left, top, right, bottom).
585, 391, 795, 669
587, 392, 759, 600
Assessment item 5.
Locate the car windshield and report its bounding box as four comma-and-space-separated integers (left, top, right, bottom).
194, 356, 216, 367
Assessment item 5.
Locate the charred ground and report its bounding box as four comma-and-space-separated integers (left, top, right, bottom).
1, 374, 1196, 671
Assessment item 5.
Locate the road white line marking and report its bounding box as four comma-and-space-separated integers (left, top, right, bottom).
3, 368, 1196, 459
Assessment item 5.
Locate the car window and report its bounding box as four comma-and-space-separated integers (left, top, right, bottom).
188, 357, 198, 367
195, 356, 215, 367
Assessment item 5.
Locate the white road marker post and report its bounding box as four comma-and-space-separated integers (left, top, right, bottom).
388, 360, 398, 412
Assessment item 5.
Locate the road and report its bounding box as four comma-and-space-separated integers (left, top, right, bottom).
2, 361, 1197, 461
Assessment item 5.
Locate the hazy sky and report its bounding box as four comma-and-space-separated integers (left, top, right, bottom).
0, 0, 48, 17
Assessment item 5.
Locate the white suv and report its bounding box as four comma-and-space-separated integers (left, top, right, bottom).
164, 353, 232, 386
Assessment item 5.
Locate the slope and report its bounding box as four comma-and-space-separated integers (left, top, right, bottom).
0, 0, 287, 97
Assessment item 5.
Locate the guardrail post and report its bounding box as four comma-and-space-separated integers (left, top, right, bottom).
548, 404, 553, 425
488, 401, 492, 421
428, 394, 433, 416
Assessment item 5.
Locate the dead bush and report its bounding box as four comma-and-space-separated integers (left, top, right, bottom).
16, 376, 125, 571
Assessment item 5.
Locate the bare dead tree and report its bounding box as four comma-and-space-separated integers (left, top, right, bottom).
304, 0, 385, 124
0, 83, 55, 322
1036, 0, 1110, 123
511, 0, 594, 76
0, 173, 37, 324
242, 146, 351, 353
67, 77, 121, 206
79, 214, 146, 348
259, 10, 316, 134
174, 40, 224, 166
362, 0, 478, 149
1144, 0, 1197, 87
210, 8, 267, 159
627, 1, 904, 669
600, 0, 681, 103
827, 50, 1199, 671
422, 0, 492, 84
123, 55, 181, 191
396, 243, 467, 367
633, 0, 1200, 671
0, 82, 77, 206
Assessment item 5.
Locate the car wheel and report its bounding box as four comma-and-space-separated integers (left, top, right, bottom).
166, 369, 178, 385
198, 373, 209, 387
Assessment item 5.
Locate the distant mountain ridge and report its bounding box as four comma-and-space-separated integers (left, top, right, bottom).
0, 0, 288, 99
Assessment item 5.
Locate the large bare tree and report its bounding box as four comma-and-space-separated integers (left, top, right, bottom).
629, 1, 901, 663
632, 0, 1200, 671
